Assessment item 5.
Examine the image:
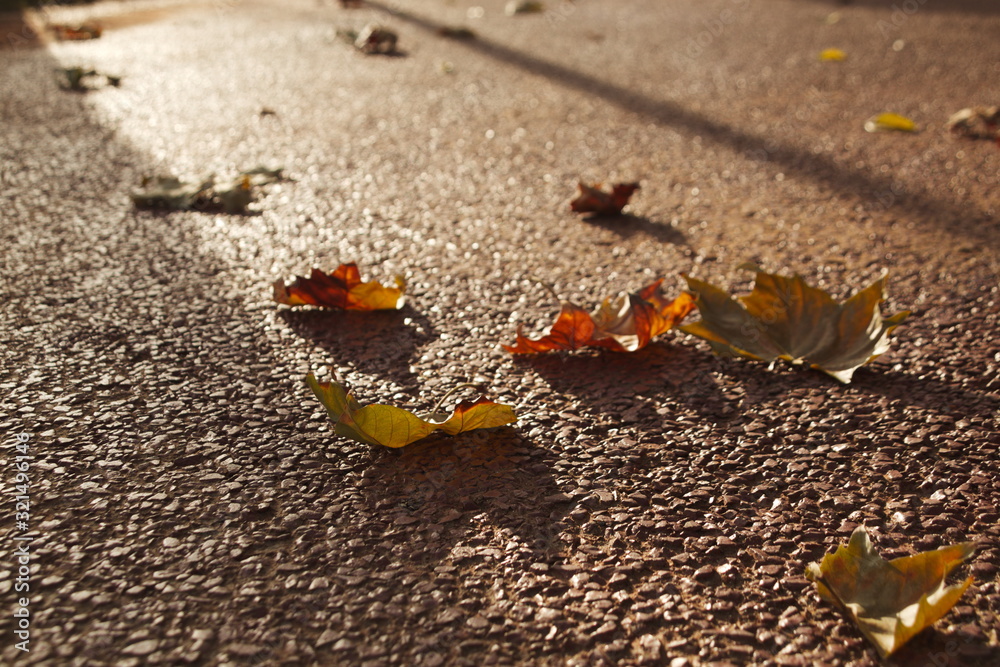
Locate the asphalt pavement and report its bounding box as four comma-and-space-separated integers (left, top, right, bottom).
1, 0, 998, 665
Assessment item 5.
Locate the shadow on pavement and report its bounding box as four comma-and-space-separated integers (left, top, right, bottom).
358, 427, 570, 562
806, 0, 1000, 13
850, 369, 1000, 419
892, 627, 1000, 667
519, 342, 737, 422
366, 1, 997, 245
277, 306, 436, 388
581, 213, 688, 246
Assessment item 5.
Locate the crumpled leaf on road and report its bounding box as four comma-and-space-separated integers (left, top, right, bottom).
680, 267, 909, 383
819, 48, 846, 61
52, 23, 102, 41
946, 106, 1000, 143
57, 67, 121, 91
570, 182, 641, 216
504, 280, 695, 354
307, 375, 518, 448
805, 525, 976, 658
273, 263, 406, 310
131, 167, 282, 213
339, 23, 399, 54
130, 175, 214, 210
437, 26, 477, 40
506, 1, 545, 15
865, 112, 916, 133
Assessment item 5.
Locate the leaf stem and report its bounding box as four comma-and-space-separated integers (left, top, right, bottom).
431, 383, 482, 415
528, 276, 562, 304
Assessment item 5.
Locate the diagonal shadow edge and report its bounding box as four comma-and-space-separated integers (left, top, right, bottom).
367, 1, 997, 245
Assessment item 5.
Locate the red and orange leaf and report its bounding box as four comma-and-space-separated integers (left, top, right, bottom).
273, 263, 405, 311
503, 280, 694, 354
52, 23, 102, 41
570, 182, 640, 215
502, 302, 597, 353
591, 281, 697, 352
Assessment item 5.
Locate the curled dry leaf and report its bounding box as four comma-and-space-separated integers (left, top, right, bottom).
865, 112, 916, 133
437, 26, 477, 40
273, 263, 405, 311
52, 23, 102, 41
819, 48, 846, 61
570, 182, 641, 216
946, 106, 1000, 142
680, 268, 909, 383
57, 67, 121, 91
341, 23, 399, 54
806, 525, 976, 658
307, 375, 518, 448
506, 1, 545, 16
130, 175, 214, 210
131, 167, 281, 213
504, 279, 695, 354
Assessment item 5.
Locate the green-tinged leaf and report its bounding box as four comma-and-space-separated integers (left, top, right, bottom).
239, 166, 284, 186
131, 167, 281, 213
681, 269, 909, 383
307, 375, 517, 448
806, 526, 976, 658
57, 67, 121, 91
215, 175, 254, 213
130, 175, 214, 210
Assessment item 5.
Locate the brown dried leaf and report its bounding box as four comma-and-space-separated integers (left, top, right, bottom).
52, 23, 102, 41
273, 263, 405, 310
946, 106, 1000, 143
504, 280, 694, 354
570, 182, 640, 216
806, 526, 976, 658
681, 268, 909, 383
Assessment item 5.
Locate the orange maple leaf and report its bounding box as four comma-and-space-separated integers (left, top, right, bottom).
273, 263, 405, 311
504, 280, 695, 354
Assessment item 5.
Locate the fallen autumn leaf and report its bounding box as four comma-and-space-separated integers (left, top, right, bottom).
946, 106, 1000, 143
273, 263, 406, 311
570, 182, 641, 216
680, 267, 909, 383
806, 525, 976, 658
506, 1, 545, 16
57, 67, 121, 91
339, 23, 399, 54
865, 112, 917, 133
307, 375, 518, 448
51, 22, 102, 41
130, 167, 282, 213
504, 279, 695, 354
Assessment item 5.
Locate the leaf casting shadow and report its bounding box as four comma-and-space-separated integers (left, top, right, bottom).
277, 306, 436, 387
517, 342, 735, 423
581, 213, 689, 246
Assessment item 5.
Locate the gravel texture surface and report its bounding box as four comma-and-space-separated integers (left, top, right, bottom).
1, 0, 998, 665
